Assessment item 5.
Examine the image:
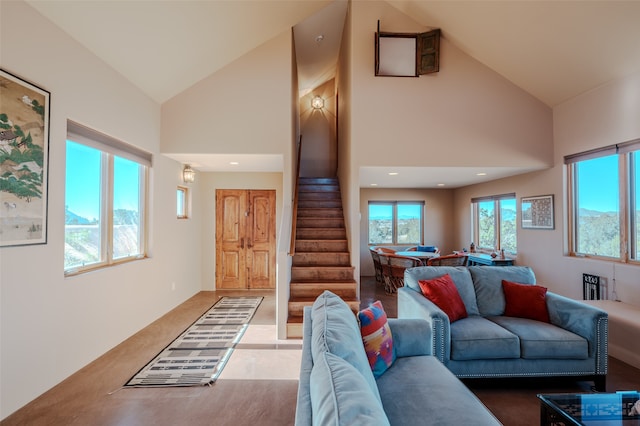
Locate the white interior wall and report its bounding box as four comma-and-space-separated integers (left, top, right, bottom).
161, 30, 294, 156
349, 1, 553, 170
336, 0, 358, 289
0, 1, 202, 418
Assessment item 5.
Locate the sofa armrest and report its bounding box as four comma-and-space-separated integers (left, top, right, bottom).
294, 307, 313, 426
546, 292, 608, 374
387, 318, 432, 357
397, 287, 451, 362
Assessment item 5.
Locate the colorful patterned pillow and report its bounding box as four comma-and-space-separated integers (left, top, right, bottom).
358, 301, 396, 378
418, 274, 468, 322
502, 280, 550, 323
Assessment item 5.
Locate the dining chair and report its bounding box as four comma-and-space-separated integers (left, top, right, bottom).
381, 253, 422, 293
369, 247, 383, 283
426, 253, 468, 267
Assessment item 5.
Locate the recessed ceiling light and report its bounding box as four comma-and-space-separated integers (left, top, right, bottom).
370, 183, 378, 186
476, 172, 487, 176
230, 161, 239, 165
437, 183, 445, 187
388, 172, 398, 176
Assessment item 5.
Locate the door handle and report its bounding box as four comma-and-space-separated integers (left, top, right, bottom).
240, 238, 244, 249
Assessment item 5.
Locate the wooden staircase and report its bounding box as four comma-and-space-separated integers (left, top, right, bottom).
287, 177, 358, 338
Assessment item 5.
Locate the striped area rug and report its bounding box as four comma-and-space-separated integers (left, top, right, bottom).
125, 296, 262, 387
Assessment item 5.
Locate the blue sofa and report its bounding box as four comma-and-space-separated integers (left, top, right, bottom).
295, 291, 501, 425
399, 266, 608, 391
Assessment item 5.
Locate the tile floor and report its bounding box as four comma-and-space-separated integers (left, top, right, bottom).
220, 323, 302, 381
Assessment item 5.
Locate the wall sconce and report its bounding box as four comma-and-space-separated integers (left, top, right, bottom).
311, 95, 324, 110
182, 164, 195, 183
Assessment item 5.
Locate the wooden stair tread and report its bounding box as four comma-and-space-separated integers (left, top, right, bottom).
287, 316, 303, 324
290, 296, 358, 302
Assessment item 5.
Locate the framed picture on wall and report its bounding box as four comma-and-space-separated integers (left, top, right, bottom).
521, 195, 554, 230
0, 69, 50, 247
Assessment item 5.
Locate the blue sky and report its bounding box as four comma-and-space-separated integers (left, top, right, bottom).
576, 154, 619, 212
66, 141, 100, 220
369, 204, 422, 220
66, 141, 139, 221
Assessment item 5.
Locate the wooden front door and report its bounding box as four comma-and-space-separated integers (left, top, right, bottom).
216, 189, 276, 289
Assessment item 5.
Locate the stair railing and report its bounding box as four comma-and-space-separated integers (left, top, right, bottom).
289, 135, 302, 255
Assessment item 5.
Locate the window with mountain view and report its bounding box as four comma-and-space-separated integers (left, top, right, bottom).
472, 194, 516, 254
567, 141, 640, 262
64, 122, 150, 273
368, 201, 424, 245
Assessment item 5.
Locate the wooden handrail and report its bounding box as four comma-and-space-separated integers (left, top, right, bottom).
289, 135, 303, 255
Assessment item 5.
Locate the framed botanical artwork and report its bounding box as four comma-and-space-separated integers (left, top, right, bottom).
521, 195, 554, 230
0, 69, 50, 247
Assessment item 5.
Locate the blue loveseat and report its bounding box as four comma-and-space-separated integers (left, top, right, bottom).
295, 291, 501, 425
398, 266, 608, 391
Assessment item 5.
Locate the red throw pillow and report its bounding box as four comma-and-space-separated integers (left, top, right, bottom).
502, 280, 550, 323
418, 274, 468, 322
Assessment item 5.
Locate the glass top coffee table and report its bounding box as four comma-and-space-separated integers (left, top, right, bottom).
537, 392, 640, 425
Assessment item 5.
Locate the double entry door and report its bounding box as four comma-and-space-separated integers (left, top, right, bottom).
215, 189, 276, 289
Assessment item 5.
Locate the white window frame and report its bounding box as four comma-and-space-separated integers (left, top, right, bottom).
565, 139, 640, 263
177, 186, 190, 219
65, 121, 151, 275
471, 193, 517, 254
368, 201, 424, 246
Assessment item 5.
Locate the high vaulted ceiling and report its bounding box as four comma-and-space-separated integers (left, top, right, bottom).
26, 0, 337, 103
27, 0, 640, 107
24, 0, 640, 186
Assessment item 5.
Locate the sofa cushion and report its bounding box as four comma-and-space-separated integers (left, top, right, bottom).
503, 280, 550, 323
418, 274, 468, 322
417, 245, 437, 252
376, 356, 501, 425
311, 291, 382, 403
404, 266, 480, 316
450, 316, 520, 360
488, 316, 589, 359
358, 301, 396, 378
469, 266, 536, 316
311, 351, 390, 426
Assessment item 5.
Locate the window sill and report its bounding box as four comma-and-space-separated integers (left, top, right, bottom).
65, 255, 148, 277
